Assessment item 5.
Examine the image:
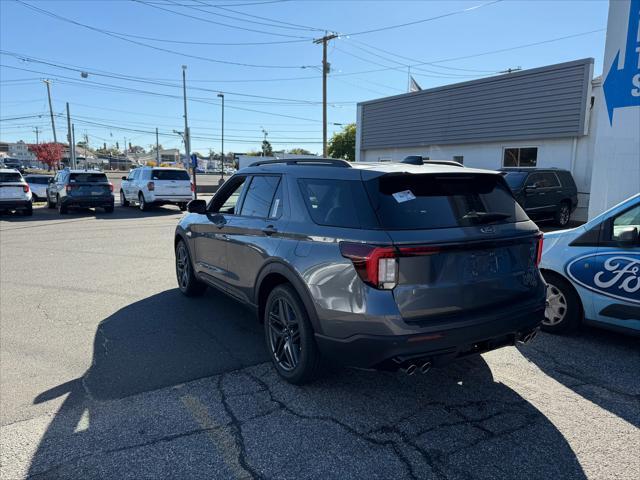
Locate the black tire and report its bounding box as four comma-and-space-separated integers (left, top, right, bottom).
58, 196, 68, 215
264, 284, 323, 385
120, 190, 129, 207
47, 195, 55, 209
23, 204, 33, 216
179, 202, 187, 212
554, 201, 571, 227
139, 193, 149, 211
542, 271, 582, 334
104, 205, 114, 213
175, 240, 207, 296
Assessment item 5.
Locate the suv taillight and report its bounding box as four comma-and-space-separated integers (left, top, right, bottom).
108, 182, 114, 192
65, 184, 76, 193
147, 181, 155, 191
190, 182, 195, 192
340, 243, 440, 289
22, 184, 30, 193
536, 236, 544, 267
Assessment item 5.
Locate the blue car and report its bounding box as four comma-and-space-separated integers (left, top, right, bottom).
540, 194, 639, 335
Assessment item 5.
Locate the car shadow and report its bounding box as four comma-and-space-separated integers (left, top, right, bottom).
518, 327, 640, 428
0, 204, 183, 223
24, 290, 586, 478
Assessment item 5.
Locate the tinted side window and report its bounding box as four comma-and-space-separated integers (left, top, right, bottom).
210, 176, 246, 214
240, 176, 280, 218
269, 181, 284, 219
298, 178, 378, 229
540, 173, 560, 188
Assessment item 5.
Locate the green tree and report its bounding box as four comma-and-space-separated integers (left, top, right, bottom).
262, 140, 273, 156
288, 147, 312, 155
328, 123, 356, 161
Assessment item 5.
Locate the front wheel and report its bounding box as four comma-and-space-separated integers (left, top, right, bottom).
47, 195, 55, 209
179, 203, 187, 212
120, 190, 129, 207
554, 202, 571, 227
175, 240, 206, 296
542, 272, 582, 333
58, 197, 67, 215
264, 284, 323, 384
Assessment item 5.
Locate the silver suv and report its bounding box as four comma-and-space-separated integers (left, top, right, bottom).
175, 159, 545, 384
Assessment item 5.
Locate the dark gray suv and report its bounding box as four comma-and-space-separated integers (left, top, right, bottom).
175, 159, 545, 384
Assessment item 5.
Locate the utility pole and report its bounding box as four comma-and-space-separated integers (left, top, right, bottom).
43, 80, 57, 144
66, 102, 75, 169
182, 65, 195, 198
33, 127, 40, 144
261, 128, 268, 157
313, 33, 338, 157
217, 93, 225, 183
72, 123, 76, 168
155, 127, 160, 166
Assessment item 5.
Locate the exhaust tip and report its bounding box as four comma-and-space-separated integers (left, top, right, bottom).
404, 364, 417, 375
420, 362, 431, 374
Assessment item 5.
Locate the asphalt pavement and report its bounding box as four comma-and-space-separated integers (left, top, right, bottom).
0, 205, 638, 479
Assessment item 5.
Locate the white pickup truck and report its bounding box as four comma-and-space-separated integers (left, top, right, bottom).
0, 168, 33, 216
120, 167, 193, 211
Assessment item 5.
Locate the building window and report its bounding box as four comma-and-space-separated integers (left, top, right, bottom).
503, 147, 537, 167
452, 155, 463, 164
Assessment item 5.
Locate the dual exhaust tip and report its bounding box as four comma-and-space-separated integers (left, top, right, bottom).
518, 329, 538, 344
401, 361, 431, 376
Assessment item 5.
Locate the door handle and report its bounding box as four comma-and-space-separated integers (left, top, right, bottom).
262, 225, 277, 235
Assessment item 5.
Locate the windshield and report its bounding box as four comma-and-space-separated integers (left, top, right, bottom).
501, 171, 528, 189
364, 173, 527, 230
0, 172, 23, 182
69, 173, 108, 183
151, 169, 190, 181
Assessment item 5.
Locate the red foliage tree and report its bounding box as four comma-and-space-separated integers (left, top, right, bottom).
28, 143, 64, 170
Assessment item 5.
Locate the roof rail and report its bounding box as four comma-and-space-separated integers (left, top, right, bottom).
424, 160, 464, 167
249, 158, 352, 168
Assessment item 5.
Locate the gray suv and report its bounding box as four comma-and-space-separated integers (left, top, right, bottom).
175, 159, 545, 384
46, 169, 114, 214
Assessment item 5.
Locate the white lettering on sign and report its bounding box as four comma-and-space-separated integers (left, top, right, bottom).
633, 73, 640, 97
593, 256, 640, 293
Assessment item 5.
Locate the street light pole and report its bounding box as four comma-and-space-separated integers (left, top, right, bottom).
217, 93, 224, 183
43, 79, 58, 144
182, 65, 196, 199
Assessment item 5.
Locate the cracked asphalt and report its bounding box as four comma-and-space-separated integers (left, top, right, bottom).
1, 206, 639, 480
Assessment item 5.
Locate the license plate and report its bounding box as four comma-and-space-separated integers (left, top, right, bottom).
91, 190, 103, 196
463, 252, 503, 280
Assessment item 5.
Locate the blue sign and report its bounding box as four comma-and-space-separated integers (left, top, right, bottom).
604, 0, 640, 124
566, 252, 640, 304
190, 154, 198, 167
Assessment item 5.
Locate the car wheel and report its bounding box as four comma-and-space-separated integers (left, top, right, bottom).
138, 193, 149, 211
57, 196, 67, 215
264, 284, 323, 384
47, 195, 55, 209
104, 205, 114, 213
175, 240, 206, 296
179, 202, 187, 211
24, 204, 33, 216
542, 272, 582, 333
120, 190, 129, 207
554, 202, 571, 227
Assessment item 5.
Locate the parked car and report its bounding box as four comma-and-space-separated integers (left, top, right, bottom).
0, 168, 32, 215
2, 158, 24, 174
120, 167, 193, 211
500, 168, 578, 227
24, 174, 52, 202
540, 193, 639, 335
175, 158, 546, 384
46, 169, 114, 214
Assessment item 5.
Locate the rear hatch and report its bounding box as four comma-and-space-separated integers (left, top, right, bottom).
0, 172, 27, 199
150, 169, 191, 196
68, 172, 111, 197
362, 171, 542, 324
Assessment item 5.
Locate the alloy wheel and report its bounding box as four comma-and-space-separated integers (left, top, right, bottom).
559, 205, 570, 225
176, 243, 190, 290
544, 283, 567, 326
268, 297, 301, 371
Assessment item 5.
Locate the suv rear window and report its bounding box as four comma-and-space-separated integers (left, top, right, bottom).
0, 172, 23, 182
151, 169, 190, 181
25, 176, 50, 184
69, 173, 108, 183
364, 173, 527, 230
298, 178, 378, 229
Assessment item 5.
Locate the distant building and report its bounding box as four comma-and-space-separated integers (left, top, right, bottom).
0, 140, 36, 163
137, 148, 180, 165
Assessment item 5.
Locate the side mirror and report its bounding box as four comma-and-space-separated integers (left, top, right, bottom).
614, 227, 639, 244
121, 176, 127, 181
187, 199, 207, 214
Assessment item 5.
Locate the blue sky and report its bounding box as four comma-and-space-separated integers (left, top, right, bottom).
0, 0, 608, 155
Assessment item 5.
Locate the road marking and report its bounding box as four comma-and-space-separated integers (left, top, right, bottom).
180, 395, 251, 480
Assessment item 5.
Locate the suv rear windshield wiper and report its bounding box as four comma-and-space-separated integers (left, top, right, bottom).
461, 211, 511, 224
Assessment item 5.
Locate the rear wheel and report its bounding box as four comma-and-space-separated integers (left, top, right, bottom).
104, 205, 114, 213
554, 201, 571, 227
179, 202, 187, 212
23, 204, 33, 216
138, 193, 149, 211
120, 190, 129, 207
175, 240, 206, 296
264, 284, 323, 384
542, 272, 582, 333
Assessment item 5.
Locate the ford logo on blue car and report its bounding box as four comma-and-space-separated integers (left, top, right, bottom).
566, 253, 640, 305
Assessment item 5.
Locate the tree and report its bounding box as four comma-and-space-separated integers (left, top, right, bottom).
262, 139, 273, 157
328, 123, 356, 161
288, 147, 312, 155
149, 144, 164, 153
245, 150, 262, 156
130, 145, 145, 154
95, 146, 120, 157
29, 142, 64, 170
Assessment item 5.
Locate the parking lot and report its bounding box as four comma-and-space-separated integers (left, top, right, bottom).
1, 205, 638, 480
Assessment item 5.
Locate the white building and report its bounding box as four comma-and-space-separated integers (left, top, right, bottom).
0, 140, 36, 163
356, 1, 639, 221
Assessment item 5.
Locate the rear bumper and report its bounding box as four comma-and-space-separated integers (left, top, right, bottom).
0, 199, 31, 210
315, 302, 545, 369
62, 196, 114, 208
149, 195, 192, 204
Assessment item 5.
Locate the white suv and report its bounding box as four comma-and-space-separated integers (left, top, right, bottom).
120, 167, 193, 211
0, 168, 33, 216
